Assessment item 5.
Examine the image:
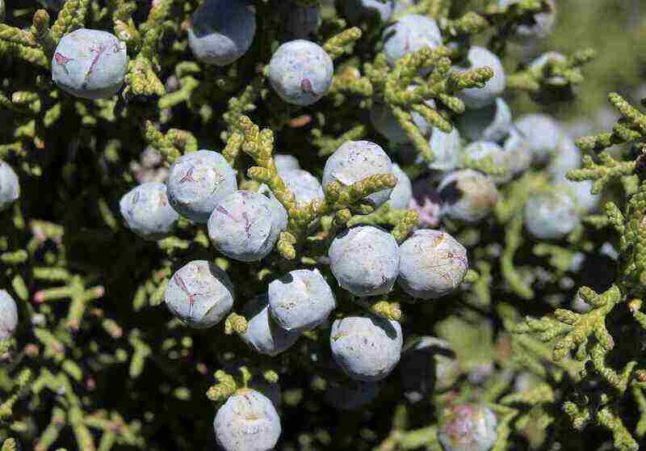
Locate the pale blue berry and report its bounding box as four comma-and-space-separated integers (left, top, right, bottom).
328, 226, 400, 297
188, 0, 256, 66
341, 0, 394, 23
383, 15, 442, 66
51, 29, 127, 100
524, 190, 580, 240
559, 180, 599, 213
398, 230, 468, 300
457, 98, 512, 143
330, 315, 403, 382
0, 290, 18, 340
268, 40, 334, 106
438, 170, 498, 223
240, 295, 300, 356
119, 182, 179, 240
461, 141, 511, 184
213, 389, 281, 451
547, 134, 581, 180
164, 260, 234, 328
439, 404, 498, 451
401, 337, 459, 402
268, 269, 336, 332
324, 380, 380, 410
428, 127, 462, 173
281, 169, 324, 208
387, 164, 413, 210
457, 47, 506, 109
0, 160, 19, 211
502, 129, 533, 176
515, 113, 563, 163
166, 150, 237, 223
323, 140, 394, 208
370, 101, 431, 144
274, 154, 301, 174
208, 191, 286, 262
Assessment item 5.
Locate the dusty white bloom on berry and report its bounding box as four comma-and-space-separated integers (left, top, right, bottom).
51, 29, 127, 100
164, 260, 234, 328
208, 191, 286, 262
0, 290, 18, 340
398, 230, 468, 300
0, 160, 19, 211
119, 182, 179, 240
188, 0, 256, 66
330, 315, 403, 382
240, 296, 300, 356
213, 389, 281, 451
166, 150, 237, 223
438, 170, 498, 223
323, 140, 394, 208
439, 404, 498, 451
268, 269, 336, 332
328, 226, 400, 297
268, 40, 333, 106
457, 47, 506, 109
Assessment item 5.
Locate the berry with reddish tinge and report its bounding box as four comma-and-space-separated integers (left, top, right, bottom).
166, 150, 238, 224
398, 229, 468, 300
268, 40, 334, 106
164, 260, 234, 328
51, 29, 127, 100
439, 404, 498, 451
438, 169, 498, 223
208, 191, 287, 262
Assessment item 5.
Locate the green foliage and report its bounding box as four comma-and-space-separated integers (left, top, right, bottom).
0, 0, 644, 450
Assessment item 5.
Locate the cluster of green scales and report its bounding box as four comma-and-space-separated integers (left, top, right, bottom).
0, 0, 644, 449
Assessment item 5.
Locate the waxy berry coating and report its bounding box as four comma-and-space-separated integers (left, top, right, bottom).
188, 0, 256, 66
268, 40, 334, 106
383, 14, 442, 66
398, 229, 468, 300
208, 191, 286, 262
387, 164, 413, 210
166, 150, 238, 224
330, 315, 403, 382
0, 160, 19, 211
524, 190, 580, 240
240, 296, 300, 356
328, 226, 400, 297
458, 47, 506, 109
213, 389, 281, 451
323, 140, 394, 208
119, 182, 179, 240
438, 169, 498, 223
439, 404, 498, 451
51, 29, 127, 100
164, 260, 234, 328
0, 290, 18, 340
268, 269, 336, 332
